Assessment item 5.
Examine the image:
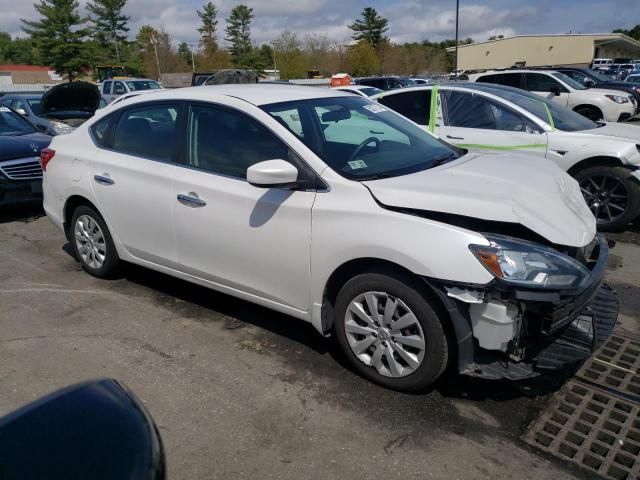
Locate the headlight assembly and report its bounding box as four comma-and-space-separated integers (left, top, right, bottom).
605, 94, 630, 104
470, 234, 591, 289
49, 121, 73, 135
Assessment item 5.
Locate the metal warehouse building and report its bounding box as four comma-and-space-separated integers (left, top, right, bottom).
448, 33, 640, 70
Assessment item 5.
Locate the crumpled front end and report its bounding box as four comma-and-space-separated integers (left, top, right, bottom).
429, 234, 618, 380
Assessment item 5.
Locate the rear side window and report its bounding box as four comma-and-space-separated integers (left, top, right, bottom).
91, 114, 118, 147
477, 73, 522, 88
112, 104, 179, 161
378, 90, 431, 125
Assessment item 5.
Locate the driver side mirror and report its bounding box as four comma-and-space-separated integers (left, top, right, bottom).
550, 86, 561, 96
247, 160, 299, 188
15, 108, 27, 115
583, 78, 595, 87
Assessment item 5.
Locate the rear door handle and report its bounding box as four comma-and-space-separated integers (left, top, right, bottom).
446, 135, 465, 140
177, 193, 207, 207
94, 174, 114, 185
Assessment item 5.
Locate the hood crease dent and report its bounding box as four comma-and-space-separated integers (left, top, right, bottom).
362, 153, 596, 247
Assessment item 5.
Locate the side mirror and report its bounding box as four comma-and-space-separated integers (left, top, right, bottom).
16, 108, 27, 115
583, 78, 595, 87
247, 159, 299, 188
550, 86, 561, 96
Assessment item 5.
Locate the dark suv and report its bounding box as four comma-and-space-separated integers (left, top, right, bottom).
354, 76, 413, 91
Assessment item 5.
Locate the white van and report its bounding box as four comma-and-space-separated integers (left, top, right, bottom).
592, 58, 613, 69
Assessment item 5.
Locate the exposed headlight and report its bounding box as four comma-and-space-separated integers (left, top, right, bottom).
605, 94, 630, 104
469, 234, 591, 289
49, 121, 73, 135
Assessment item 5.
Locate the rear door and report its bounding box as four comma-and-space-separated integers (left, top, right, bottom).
524, 73, 570, 107
439, 90, 547, 156
89, 102, 180, 267
377, 89, 440, 135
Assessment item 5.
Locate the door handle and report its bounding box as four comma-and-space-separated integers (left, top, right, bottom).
177, 193, 207, 207
94, 174, 114, 185
446, 135, 465, 140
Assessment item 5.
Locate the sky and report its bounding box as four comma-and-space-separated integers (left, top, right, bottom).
0, 0, 638, 47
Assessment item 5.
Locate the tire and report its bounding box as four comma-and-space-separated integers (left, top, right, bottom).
333, 271, 449, 392
573, 166, 640, 232
70, 205, 120, 278
573, 105, 603, 122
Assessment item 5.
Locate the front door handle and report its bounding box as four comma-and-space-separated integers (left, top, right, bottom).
446, 135, 465, 140
94, 174, 114, 185
177, 193, 207, 207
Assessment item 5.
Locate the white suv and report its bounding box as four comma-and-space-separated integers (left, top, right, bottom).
470, 69, 636, 122
42, 85, 617, 391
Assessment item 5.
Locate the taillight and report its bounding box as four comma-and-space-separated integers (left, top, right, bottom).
40, 148, 55, 172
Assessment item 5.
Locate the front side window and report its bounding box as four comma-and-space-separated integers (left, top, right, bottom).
525, 73, 568, 93
378, 90, 430, 125
27, 98, 42, 115
112, 104, 178, 161
0, 106, 36, 136
126, 80, 161, 92
186, 104, 292, 179
263, 96, 459, 181
552, 72, 586, 90
114, 82, 126, 94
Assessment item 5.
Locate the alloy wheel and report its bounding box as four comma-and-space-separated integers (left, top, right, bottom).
344, 291, 426, 378
74, 214, 107, 269
579, 174, 630, 225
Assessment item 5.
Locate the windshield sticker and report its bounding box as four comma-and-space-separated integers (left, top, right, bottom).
363, 104, 387, 114
348, 160, 368, 169
0, 106, 10, 112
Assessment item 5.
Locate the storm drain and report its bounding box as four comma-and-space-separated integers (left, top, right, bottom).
524, 331, 640, 480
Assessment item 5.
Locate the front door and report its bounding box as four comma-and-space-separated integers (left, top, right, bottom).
89, 102, 180, 267
172, 102, 315, 312
524, 73, 570, 108
439, 90, 548, 156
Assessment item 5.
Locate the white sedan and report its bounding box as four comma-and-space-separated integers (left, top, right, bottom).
374, 83, 640, 231
42, 85, 615, 391
331, 85, 383, 97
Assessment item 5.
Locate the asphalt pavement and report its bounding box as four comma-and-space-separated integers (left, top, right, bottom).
1, 206, 638, 479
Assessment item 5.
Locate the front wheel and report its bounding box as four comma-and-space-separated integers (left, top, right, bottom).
333, 271, 449, 392
574, 166, 640, 232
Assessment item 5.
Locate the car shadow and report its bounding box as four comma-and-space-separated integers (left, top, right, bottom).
0, 204, 44, 224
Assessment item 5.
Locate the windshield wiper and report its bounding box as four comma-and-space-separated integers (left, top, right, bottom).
430, 153, 458, 168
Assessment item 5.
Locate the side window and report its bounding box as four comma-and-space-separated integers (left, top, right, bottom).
186, 104, 291, 179
268, 107, 304, 138
91, 114, 118, 147
525, 73, 568, 93
114, 82, 126, 94
477, 73, 522, 88
378, 91, 430, 125
13, 99, 28, 114
112, 104, 179, 161
103, 81, 112, 94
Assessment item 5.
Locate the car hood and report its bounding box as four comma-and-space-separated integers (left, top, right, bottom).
0, 132, 51, 162
585, 122, 640, 142
362, 152, 596, 247
40, 81, 101, 118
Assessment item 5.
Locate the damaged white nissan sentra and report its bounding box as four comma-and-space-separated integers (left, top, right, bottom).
42, 85, 618, 391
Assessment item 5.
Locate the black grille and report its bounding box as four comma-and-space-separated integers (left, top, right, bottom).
0, 158, 43, 180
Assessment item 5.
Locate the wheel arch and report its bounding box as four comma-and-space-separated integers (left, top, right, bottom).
566, 156, 626, 177
63, 195, 103, 240
572, 104, 603, 120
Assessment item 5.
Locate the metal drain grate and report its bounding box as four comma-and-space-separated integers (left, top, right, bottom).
576, 332, 640, 400
525, 381, 640, 479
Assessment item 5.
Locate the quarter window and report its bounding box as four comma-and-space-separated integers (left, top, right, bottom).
186, 104, 291, 179
378, 91, 431, 125
112, 104, 179, 161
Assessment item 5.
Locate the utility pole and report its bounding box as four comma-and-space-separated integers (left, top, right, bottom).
270, 41, 279, 79
189, 44, 197, 72
114, 31, 120, 63
150, 34, 162, 80
455, 0, 460, 81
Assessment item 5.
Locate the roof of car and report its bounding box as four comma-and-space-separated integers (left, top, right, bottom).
118, 84, 350, 106
333, 85, 375, 90
0, 94, 42, 99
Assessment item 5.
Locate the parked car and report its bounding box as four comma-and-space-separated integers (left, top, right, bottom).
541, 67, 640, 109
354, 76, 414, 91
1, 84, 101, 135
373, 83, 640, 230
331, 85, 383, 97
591, 58, 613, 69
470, 69, 636, 122
101, 77, 162, 103
611, 64, 636, 80
0, 105, 50, 208
0, 379, 165, 479
43, 85, 617, 391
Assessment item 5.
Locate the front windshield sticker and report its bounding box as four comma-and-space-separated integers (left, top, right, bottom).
348, 160, 368, 169
0, 107, 10, 112
362, 104, 386, 114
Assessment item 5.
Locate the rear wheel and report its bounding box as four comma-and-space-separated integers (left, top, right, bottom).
70, 205, 120, 278
333, 271, 449, 392
573, 105, 603, 122
574, 166, 640, 231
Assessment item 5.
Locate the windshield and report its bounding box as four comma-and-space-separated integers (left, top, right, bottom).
475, 86, 598, 132
262, 96, 460, 180
27, 98, 42, 115
125, 80, 161, 91
0, 106, 36, 136
553, 72, 587, 90
360, 87, 383, 97
584, 70, 611, 82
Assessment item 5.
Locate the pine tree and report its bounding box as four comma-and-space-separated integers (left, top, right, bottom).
348, 7, 389, 49
22, 0, 91, 81
178, 41, 192, 68
197, 2, 218, 53
224, 4, 254, 63
87, 0, 130, 63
